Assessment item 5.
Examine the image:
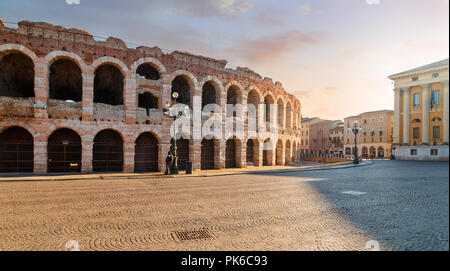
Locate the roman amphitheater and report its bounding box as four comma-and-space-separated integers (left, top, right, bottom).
0, 20, 302, 174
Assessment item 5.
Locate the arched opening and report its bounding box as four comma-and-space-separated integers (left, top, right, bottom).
93, 129, 123, 172
201, 138, 215, 170
263, 139, 273, 166
285, 140, 291, 165
138, 92, 158, 115
135, 132, 159, 172
202, 82, 216, 110
247, 89, 260, 131
0, 52, 34, 98
136, 63, 160, 80
171, 76, 190, 106
225, 139, 237, 168
292, 142, 297, 163
277, 99, 285, 128
0, 126, 34, 173
171, 138, 189, 171
94, 64, 124, 105
264, 95, 274, 125
49, 59, 82, 102
286, 103, 292, 129
47, 128, 81, 172
369, 146, 376, 158
362, 147, 368, 157
377, 146, 385, 158
246, 139, 254, 165
276, 139, 283, 165
226, 86, 239, 117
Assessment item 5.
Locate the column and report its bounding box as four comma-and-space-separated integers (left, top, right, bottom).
158, 142, 171, 172
123, 141, 135, 172
444, 80, 449, 144
124, 76, 137, 124
393, 88, 401, 144
81, 141, 93, 173
33, 139, 47, 174
422, 84, 430, 144
33, 59, 48, 119
217, 139, 226, 169
192, 139, 201, 171
82, 72, 94, 121
403, 87, 410, 144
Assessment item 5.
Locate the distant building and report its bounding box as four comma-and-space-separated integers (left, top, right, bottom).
344, 110, 394, 159
389, 59, 449, 161
309, 120, 343, 157
299, 117, 323, 156
329, 122, 344, 157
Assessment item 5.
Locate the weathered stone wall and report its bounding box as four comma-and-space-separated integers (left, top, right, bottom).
0, 20, 303, 173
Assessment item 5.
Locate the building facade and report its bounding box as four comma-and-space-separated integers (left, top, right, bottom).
389, 59, 449, 161
0, 20, 302, 174
344, 110, 394, 159
309, 120, 342, 157
329, 122, 344, 157
299, 117, 321, 156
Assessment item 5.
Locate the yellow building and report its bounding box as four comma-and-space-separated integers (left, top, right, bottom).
389, 59, 449, 160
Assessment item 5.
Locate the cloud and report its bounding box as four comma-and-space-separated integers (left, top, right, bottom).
293, 90, 311, 100
319, 86, 339, 96
159, 0, 254, 18
299, 4, 312, 15
365, 0, 381, 5
224, 30, 324, 63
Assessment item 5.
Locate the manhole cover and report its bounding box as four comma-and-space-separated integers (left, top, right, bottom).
173, 229, 212, 241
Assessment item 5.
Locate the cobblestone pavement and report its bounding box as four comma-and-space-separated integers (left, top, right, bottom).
0, 161, 447, 251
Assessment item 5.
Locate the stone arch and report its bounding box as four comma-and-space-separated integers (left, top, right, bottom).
93, 129, 124, 172
168, 71, 198, 106
135, 132, 159, 172
0, 126, 34, 173
224, 81, 244, 104
48, 58, 82, 102
286, 102, 293, 128
94, 64, 124, 105
276, 97, 286, 129
91, 56, 130, 77
264, 93, 275, 125
276, 138, 284, 166
285, 139, 291, 165
44, 51, 87, 72
131, 57, 166, 77
47, 128, 82, 173
0, 48, 35, 98
263, 138, 274, 166
200, 76, 224, 102
246, 138, 260, 166
0, 44, 39, 64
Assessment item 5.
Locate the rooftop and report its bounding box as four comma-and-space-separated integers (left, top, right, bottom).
389, 58, 449, 79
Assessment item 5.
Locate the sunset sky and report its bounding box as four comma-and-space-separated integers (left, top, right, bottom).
1, 0, 449, 120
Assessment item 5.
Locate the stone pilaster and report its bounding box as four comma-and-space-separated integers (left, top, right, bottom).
82, 72, 94, 121
158, 142, 171, 172
33, 140, 47, 174
217, 139, 226, 169
403, 87, 410, 144
422, 84, 430, 144
81, 141, 93, 173
123, 141, 134, 172
393, 88, 401, 144
192, 139, 201, 171
124, 77, 137, 124
444, 80, 449, 144
33, 59, 48, 119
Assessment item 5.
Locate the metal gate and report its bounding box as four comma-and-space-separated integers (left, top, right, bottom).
246, 139, 254, 163
225, 139, 236, 168
135, 132, 158, 172
171, 138, 189, 170
201, 139, 215, 170
0, 126, 33, 173
93, 130, 123, 172
47, 129, 81, 173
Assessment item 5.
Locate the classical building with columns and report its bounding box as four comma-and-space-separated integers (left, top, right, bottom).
0, 20, 302, 174
389, 59, 449, 161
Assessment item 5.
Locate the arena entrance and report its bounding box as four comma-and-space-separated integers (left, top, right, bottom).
0, 126, 34, 173
47, 129, 81, 173
201, 139, 215, 170
225, 139, 237, 168
135, 132, 159, 172
93, 130, 123, 172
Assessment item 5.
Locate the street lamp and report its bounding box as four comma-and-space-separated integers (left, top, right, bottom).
352, 120, 361, 165
162, 92, 182, 175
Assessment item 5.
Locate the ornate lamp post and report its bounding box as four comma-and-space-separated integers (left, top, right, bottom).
162, 92, 181, 175
352, 120, 361, 165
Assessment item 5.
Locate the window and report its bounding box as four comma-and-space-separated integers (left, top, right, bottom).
412, 77, 418, 81
413, 127, 420, 139
431, 149, 438, 156
432, 73, 439, 78
413, 93, 420, 107
432, 91, 440, 105
410, 149, 417, 155
433, 126, 440, 139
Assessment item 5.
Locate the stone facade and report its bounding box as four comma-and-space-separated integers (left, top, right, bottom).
343, 110, 394, 159
0, 20, 302, 174
389, 59, 449, 161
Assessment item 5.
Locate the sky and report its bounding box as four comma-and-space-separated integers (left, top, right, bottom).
1, 0, 449, 120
